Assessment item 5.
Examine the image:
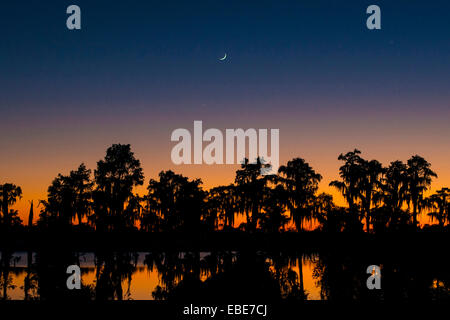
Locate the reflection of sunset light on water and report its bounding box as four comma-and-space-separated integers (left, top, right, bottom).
432, 279, 444, 289
3, 251, 323, 300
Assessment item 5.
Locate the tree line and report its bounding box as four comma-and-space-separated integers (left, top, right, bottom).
0, 144, 449, 233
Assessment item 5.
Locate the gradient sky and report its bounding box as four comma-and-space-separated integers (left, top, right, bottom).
1, 0, 450, 222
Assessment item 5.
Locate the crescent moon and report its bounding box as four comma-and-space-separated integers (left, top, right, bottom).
219, 53, 227, 61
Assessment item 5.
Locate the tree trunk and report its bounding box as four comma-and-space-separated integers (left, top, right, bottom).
412, 201, 418, 225
298, 256, 305, 299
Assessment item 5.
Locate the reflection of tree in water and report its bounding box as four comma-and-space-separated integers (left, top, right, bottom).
312, 250, 366, 301
94, 251, 138, 300
22, 251, 39, 300
2, 248, 449, 301
35, 250, 94, 300
381, 253, 450, 302
144, 251, 205, 300
0, 250, 15, 300
265, 251, 309, 300
145, 251, 313, 301
1, 251, 38, 300
312, 249, 450, 301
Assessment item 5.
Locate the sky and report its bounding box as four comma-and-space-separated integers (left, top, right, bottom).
1, 0, 449, 223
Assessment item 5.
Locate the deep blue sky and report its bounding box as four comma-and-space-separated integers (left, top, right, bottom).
2, 0, 450, 116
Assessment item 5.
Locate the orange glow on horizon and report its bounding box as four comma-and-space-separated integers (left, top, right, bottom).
10, 161, 447, 228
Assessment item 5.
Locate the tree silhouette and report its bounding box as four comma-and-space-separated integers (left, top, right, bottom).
234, 157, 271, 231
143, 170, 207, 232
93, 144, 144, 230
329, 149, 365, 231
426, 188, 450, 227
28, 200, 34, 227
70, 164, 93, 225
313, 193, 348, 232
3, 146, 450, 234
207, 185, 237, 230
368, 160, 410, 231
260, 185, 290, 233
329, 150, 363, 212
38, 164, 92, 229
0, 183, 23, 229
277, 158, 322, 231
405, 155, 437, 226
359, 159, 384, 232
381, 161, 408, 212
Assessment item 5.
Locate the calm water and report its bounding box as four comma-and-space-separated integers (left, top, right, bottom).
0, 251, 322, 300
2, 249, 449, 301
